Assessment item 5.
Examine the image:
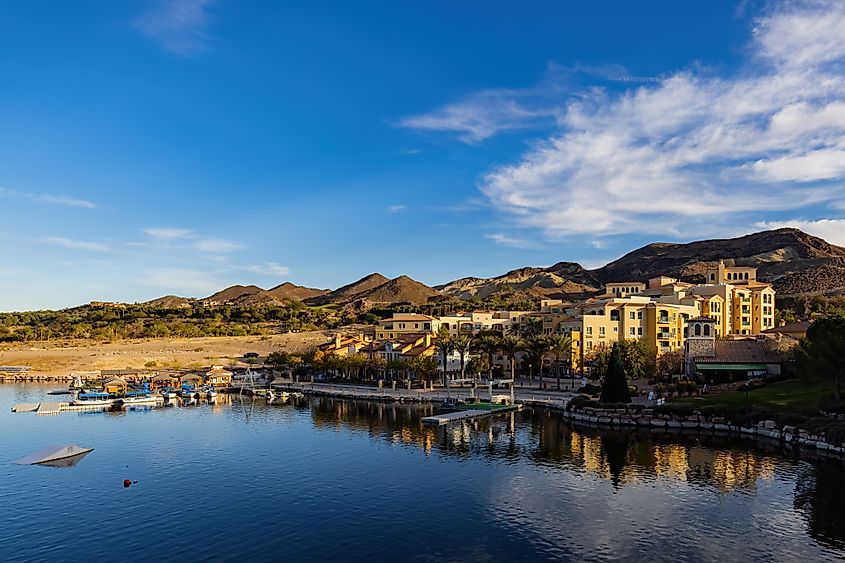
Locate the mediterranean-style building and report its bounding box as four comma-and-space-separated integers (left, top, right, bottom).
319, 259, 777, 377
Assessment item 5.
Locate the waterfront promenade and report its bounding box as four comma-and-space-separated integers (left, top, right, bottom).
269, 380, 574, 409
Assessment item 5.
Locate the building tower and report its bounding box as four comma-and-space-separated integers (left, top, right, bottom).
685, 316, 717, 377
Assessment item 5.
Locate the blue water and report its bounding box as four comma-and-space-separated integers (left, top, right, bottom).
2, 384, 844, 562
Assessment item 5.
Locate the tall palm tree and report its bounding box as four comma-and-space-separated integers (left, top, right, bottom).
499, 335, 522, 382
453, 334, 474, 384
548, 333, 573, 391
434, 334, 454, 387
474, 331, 502, 382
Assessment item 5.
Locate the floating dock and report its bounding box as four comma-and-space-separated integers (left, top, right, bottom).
422, 405, 521, 426
11, 399, 163, 415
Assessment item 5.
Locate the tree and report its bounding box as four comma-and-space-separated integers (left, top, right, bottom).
474, 331, 501, 382
656, 349, 685, 382
453, 334, 474, 383
796, 316, 845, 402
600, 342, 630, 404
618, 339, 657, 381
434, 331, 454, 386
499, 334, 522, 383
548, 333, 573, 391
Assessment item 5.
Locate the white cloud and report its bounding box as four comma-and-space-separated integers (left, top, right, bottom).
387, 204, 406, 214
144, 227, 193, 240
195, 238, 243, 253
754, 218, 845, 247
400, 90, 560, 143
1, 187, 97, 209
485, 233, 539, 249
135, 0, 214, 56
241, 262, 291, 277
43, 236, 109, 252
443, 0, 845, 239
140, 268, 222, 295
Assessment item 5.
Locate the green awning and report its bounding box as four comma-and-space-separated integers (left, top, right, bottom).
695, 363, 768, 370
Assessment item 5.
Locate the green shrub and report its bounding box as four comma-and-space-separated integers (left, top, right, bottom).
655, 403, 697, 417
567, 395, 599, 411
803, 417, 835, 434
775, 413, 809, 428
823, 422, 845, 447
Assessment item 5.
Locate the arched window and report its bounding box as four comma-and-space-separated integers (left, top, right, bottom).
744, 272, 749, 280
710, 273, 715, 282
694, 324, 702, 336
703, 324, 711, 336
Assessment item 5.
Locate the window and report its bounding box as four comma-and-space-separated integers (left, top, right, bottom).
613, 327, 618, 333
630, 312, 635, 320
586, 341, 593, 350
629, 327, 636, 336
599, 327, 606, 337
586, 327, 592, 336
703, 324, 711, 336
637, 312, 643, 320
694, 324, 702, 336
638, 327, 643, 336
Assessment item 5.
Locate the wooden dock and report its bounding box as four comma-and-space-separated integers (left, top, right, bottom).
422, 405, 521, 426
35, 402, 63, 416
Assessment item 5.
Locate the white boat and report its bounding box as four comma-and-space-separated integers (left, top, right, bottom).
72, 393, 114, 407
161, 390, 179, 400
16, 444, 94, 466
206, 389, 218, 401
120, 396, 159, 407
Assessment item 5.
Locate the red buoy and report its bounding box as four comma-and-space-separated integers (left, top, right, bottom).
123, 479, 132, 488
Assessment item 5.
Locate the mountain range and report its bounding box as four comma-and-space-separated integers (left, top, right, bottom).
141, 228, 845, 309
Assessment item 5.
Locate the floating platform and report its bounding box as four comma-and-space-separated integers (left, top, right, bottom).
422, 405, 521, 426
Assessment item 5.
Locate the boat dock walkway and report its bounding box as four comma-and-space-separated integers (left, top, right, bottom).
11, 400, 135, 415
422, 405, 522, 426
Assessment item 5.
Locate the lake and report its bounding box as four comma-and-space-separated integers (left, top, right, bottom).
2, 384, 844, 562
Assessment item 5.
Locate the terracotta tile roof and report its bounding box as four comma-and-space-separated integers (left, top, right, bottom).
763, 321, 812, 334
694, 339, 779, 364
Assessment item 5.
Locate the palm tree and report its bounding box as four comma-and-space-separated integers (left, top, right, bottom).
499, 334, 522, 383
434, 333, 454, 387
474, 331, 502, 383
548, 333, 573, 391
499, 334, 522, 403
453, 334, 474, 384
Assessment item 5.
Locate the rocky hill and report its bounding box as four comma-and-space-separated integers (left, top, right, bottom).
267, 282, 329, 302
142, 295, 195, 308
203, 285, 265, 304
593, 228, 845, 296
437, 262, 602, 300
437, 228, 845, 300
305, 273, 440, 308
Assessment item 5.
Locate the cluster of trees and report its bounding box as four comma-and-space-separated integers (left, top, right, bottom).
777, 295, 845, 325
796, 315, 845, 403
584, 339, 659, 382
433, 319, 575, 390
0, 301, 389, 343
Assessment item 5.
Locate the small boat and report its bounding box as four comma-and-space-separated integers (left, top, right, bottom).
160, 389, 179, 400
180, 386, 200, 400
119, 396, 159, 408
206, 389, 218, 402
72, 392, 114, 407
16, 444, 94, 466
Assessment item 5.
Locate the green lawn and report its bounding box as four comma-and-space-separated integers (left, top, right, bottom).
670, 378, 834, 416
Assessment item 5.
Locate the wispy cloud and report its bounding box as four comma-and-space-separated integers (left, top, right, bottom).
754, 218, 845, 247
399, 64, 660, 143
471, 0, 845, 240
144, 227, 193, 240
485, 233, 539, 249
195, 238, 242, 253
387, 204, 406, 214
1, 187, 96, 209
241, 262, 290, 277
43, 236, 109, 252
135, 0, 215, 56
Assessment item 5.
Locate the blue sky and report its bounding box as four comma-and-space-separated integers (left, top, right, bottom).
2, 0, 845, 311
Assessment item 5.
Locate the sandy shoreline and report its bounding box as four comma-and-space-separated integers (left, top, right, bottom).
0, 331, 336, 377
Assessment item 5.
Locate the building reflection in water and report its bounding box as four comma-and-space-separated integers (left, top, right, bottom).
303, 397, 843, 547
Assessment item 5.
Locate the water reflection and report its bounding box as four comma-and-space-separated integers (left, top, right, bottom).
795, 461, 845, 550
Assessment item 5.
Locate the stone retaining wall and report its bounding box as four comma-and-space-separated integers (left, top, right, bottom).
562, 405, 845, 456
